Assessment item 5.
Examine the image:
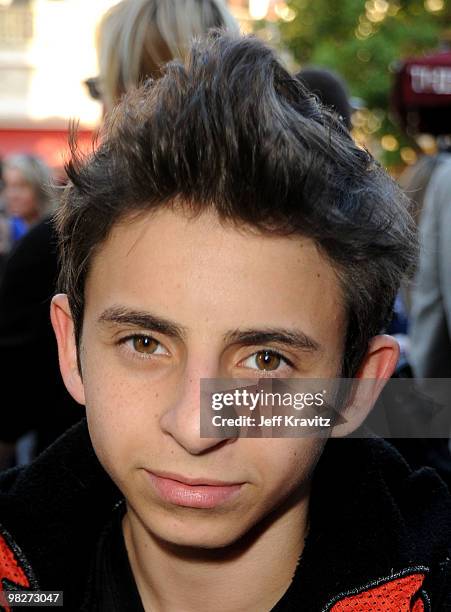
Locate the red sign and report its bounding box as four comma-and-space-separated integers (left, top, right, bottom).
392, 50, 451, 134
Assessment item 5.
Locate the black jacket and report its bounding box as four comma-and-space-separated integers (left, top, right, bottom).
0, 217, 82, 454
0, 419, 450, 611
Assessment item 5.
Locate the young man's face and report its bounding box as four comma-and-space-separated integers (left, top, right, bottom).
67, 208, 348, 548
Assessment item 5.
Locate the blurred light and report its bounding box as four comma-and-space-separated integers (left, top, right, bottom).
425, 0, 444, 11
374, 0, 389, 11
367, 10, 386, 22
387, 3, 401, 16
388, 61, 398, 73
400, 147, 418, 165
357, 48, 372, 62
258, 27, 275, 41
274, 2, 296, 21
366, 112, 383, 133
351, 128, 374, 153
365, 0, 389, 23
356, 21, 373, 38
350, 107, 383, 135
381, 134, 399, 151
351, 109, 367, 127
416, 134, 437, 154
249, 0, 271, 19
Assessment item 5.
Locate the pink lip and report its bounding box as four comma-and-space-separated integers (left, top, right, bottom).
145, 471, 243, 509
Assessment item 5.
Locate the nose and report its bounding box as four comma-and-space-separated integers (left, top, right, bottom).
159, 362, 235, 455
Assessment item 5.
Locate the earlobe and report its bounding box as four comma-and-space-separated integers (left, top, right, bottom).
50, 294, 86, 406
332, 335, 399, 438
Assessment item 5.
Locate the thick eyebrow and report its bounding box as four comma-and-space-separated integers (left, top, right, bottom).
97, 306, 187, 339
223, 329, 321, 353
97, 307, 321, 352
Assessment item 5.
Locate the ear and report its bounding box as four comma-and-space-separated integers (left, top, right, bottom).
331, 334, 399, 438
50, 294, 86, 406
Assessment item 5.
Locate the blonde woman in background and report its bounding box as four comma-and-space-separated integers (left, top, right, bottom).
0, 0, 238, 469
87, 0, 238, 111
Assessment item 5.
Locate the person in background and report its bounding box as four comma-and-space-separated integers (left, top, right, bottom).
0, 0, 239, 469
409, 155, 451, 379
403, 152, 451, 485
93, 0, 238, 112
397, 142, 451, 321
3, 154, 54, 241
295, 67, 352, 131
0, 154, 53, 283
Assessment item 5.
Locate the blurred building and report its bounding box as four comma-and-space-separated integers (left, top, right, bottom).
0, 0, 121, 168
0, 0, 289, 168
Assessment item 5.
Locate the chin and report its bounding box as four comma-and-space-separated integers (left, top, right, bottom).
148, 511, 255, 550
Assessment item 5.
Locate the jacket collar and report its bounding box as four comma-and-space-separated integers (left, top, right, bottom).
1, 421, 450, 610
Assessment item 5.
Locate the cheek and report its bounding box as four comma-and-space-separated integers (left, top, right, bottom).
251, 438, 324, 503
81, 351, 137, 471
81, 351, 167, 477
17, 189, 37, 209
25, 192, 38, 209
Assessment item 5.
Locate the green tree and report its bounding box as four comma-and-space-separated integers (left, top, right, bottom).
275, 0, 451, 166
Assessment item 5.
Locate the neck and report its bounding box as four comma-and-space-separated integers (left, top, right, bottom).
122, 487, 310, 612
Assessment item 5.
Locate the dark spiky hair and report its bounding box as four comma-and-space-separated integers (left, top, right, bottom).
56, 31, 417, 376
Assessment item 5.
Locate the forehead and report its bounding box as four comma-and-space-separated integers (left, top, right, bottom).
85, 208, 346, 343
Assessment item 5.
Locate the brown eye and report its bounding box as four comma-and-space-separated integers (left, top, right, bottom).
255, 350, 281, 371
132, 336, 159, 354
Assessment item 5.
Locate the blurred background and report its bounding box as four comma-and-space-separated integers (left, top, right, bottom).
1, 0, 451, 172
